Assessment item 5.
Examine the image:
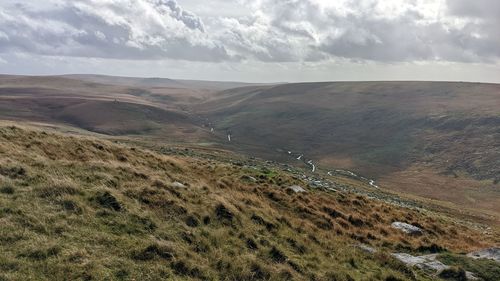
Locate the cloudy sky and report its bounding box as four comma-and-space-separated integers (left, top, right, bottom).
0, 0, 499, 82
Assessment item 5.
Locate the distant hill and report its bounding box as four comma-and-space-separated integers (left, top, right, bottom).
199, 81, 499, 178
1, 75, 499, 224
0, 74, 213, 140
197, 81, 500, 221
62, 74, 262, 91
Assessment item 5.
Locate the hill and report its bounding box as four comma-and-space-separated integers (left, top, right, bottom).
0, 75, 214, 140
0, 122, 498, 280
0, 75, 499, 225
197, 81, 500, 223
61, 74, 262, 91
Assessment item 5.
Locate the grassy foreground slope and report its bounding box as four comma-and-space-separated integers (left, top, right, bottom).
0, 123, 497, 280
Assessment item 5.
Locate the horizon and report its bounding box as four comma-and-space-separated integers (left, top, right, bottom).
2, 72, 500, 85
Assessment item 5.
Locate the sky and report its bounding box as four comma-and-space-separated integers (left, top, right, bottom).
0, 0, 499, 83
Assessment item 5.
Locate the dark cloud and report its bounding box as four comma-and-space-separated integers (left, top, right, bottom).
446, 0, 500, 19
444, 0, 500, 61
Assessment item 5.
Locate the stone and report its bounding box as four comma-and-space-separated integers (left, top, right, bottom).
465, 271, 479, 280
171, 181, 186, 188
392, 253, 478, 280
241, 175, 257, 182
392, 253, 428, 266
357, 244, 376, 254
467, 247, 500, 263
287, 185, 306, 193
391, 221, 423, 235
417, 260, 448, 272
392, 253, 448, 272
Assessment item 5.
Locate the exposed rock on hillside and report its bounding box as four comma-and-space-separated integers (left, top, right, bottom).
467, 247, 500, 263
287, 185, 306, 193
392, 221, 423, 235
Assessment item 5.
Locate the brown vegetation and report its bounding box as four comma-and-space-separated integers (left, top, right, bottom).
0, 123, 498, 280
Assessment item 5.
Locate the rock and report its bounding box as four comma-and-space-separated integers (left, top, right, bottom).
418, 260, 449, 272
241, 175, 257, 182
392, 253, 448, 272
466, 271, 479, 280
357, 244, 376, 254
171, 181, 186, 189
393, 253, 478, 280
392, 253, 429, 266
391, 221, 423, 235
467, 247, 500, 263
287, 185, 306, 193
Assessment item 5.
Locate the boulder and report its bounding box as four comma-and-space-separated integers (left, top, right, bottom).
170, 181, 187, 189
392, 253, 478, 280
357, 244, 376, 254
466, 271, 479, 280
418, 260, 449, 272
391, 221, 423, 235
467, 247, 500, 263
392, 253, 428, 266
241, 175, 257, 182
287, 185, 306, 193
392, 253, 448, 272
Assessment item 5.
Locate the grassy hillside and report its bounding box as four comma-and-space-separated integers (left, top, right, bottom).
62, 74, 262, 91
1, 75, 499, 225
200, 82, 499, 177
0, 123, 497, 280
0, 75, 216, 141
197, 82, 500, 222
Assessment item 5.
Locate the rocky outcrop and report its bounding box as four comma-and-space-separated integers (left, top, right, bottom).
467, 247, 500, 263
392, 253, 477, 280
391, 221, 423, 235
287, 185, 306, 193
357, 244, 376, 254
392, 253, 445, 270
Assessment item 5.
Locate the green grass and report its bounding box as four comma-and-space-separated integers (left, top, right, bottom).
437, 253, 500, 281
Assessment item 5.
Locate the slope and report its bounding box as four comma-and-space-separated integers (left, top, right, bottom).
0, 122, 498, 280
197, 81, 500, 222
0, 75, 211, 140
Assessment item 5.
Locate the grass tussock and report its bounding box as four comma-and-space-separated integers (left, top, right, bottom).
0, 124, 498, 280
437, 253, 500, 281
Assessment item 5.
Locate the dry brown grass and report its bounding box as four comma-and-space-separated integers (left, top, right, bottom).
0, 122, 497, 280
379, 166, 500, 225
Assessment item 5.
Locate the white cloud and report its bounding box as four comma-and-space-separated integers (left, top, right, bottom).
0, 0, 229, 61
219, 0, 500, 63
0, 0, 498, 65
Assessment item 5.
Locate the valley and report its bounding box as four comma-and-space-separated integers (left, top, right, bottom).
0, 75, 499, 280
2, 1, 499, 280
0, 75, 499, 226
